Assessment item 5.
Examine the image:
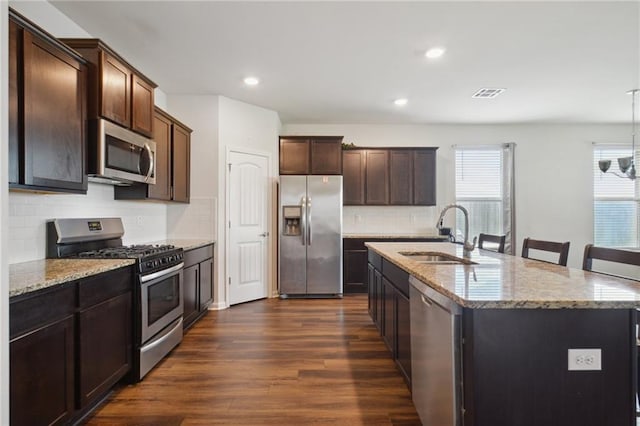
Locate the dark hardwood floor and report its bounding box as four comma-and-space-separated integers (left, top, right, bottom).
85, 295, 421, 425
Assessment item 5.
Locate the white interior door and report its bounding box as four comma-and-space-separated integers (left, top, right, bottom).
228, 151, 269, 305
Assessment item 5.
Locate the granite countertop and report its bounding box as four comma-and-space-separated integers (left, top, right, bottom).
343, 233, 448, 240
365, 242, 640, 309
151, 239, 215, 251
9, 258, 136, 298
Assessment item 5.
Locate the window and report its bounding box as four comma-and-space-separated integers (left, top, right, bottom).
454, 144, 515, 252
593, 145, 639, 248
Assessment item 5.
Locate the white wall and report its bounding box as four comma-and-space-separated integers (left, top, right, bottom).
218, 96, 281, 304
283, 123, 629, 269
1, 3, 9, 424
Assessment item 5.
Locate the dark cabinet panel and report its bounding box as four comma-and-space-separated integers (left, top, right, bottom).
147, 110, 172, 200
310, 138, 343, 174
280, 136, 343, 175
413, 149, 437, 205
183, 264, 199, 327
78, 292, 132, 406
280, 138, 310, 174
344, 249, 368, 293
10, 315, 75, 426
382, 277, 396, 353
368, 263, 376, 320
100, 52, 131, 128
131, 74, 154, 137
365, 150, 389, 204
199, 257, 214, 310
389, 150, 413, 205
374, 269, 384, 332
9, 11, 88, 193
172, 122, 191, 203
343, 150, 366, 205
396, 292, 411, 386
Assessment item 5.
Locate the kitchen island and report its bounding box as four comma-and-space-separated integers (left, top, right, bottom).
366, 242, 640, 426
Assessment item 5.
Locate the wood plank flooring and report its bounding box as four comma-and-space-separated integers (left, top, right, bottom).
85, 295, 421, 425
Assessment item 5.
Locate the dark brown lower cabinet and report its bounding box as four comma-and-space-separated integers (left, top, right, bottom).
10, 266, 133, 425
10, 315, 75, 426
183, 244, 215, 329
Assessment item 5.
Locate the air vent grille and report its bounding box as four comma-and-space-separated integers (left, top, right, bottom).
472, 88, 506, 99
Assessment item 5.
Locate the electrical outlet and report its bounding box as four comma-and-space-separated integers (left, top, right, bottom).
568, 348, 602, 371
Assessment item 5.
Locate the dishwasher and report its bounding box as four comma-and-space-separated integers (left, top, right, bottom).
409, 276, 463, 426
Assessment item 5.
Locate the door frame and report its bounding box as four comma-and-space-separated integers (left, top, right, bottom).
224, 147, 273, 307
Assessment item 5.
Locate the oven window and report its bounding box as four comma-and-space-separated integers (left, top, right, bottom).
147, 275, 180, 325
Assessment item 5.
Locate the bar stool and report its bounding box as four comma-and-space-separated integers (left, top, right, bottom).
521, 238, 570, 266
582, 244, 640, 411
477, 233, 506, 254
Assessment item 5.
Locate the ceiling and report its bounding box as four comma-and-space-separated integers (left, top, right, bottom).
49, 1, 640, 125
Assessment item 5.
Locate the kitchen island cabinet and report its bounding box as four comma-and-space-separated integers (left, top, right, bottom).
367, 242, 640, 426
10, 262, 134, 425
9, 9, 88, 194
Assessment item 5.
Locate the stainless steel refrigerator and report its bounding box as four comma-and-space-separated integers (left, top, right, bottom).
279, 175, 343, 297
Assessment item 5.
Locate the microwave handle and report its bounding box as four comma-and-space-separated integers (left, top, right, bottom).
143, 143, 154, 183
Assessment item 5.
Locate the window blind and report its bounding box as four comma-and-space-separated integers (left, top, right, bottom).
593, 145, 639, 248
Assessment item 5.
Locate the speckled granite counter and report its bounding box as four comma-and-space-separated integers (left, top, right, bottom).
365, 242, 640, 309
10, 258, 135, 298
151, 239, 215, 251
343, 233, 447, 240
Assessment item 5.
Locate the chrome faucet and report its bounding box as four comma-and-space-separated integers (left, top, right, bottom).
436, 204, 477, 258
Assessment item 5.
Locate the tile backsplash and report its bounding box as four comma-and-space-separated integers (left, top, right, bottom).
343, 205, 443, 235
9, 183, 168, 263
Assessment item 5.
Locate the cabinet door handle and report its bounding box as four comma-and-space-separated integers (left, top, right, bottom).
420, 294, 433, 307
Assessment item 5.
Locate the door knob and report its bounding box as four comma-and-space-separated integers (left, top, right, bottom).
259, 232, 269, 237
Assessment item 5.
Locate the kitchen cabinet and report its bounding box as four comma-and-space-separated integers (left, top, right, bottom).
9, 10, 88, 194
115, 108, 192, 203
183, 244, 215, 329
61, 38, 157, 138
10, 266, 133, 425
279, 136, 343, 175
342, 147, 438, 206
367, 250, 412, 387
344, 237, 444, 294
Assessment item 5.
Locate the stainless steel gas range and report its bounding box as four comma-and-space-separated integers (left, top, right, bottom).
47, 217, 184, 381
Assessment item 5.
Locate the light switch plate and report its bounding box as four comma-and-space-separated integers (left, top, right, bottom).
568, 348, 602, 371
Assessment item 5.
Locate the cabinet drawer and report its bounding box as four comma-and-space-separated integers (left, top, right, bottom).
344, 238, 367, 250
184, 244, 214, 268
78, 266, 133, 309
10, 284, 76, 339
382, 259, 410, 298
368, 250, 382, 270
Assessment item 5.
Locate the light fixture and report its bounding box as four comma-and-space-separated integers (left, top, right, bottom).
425, 47, 446, 59
599, 89, 638, 180
394, 98, 408, 106
243, 77, 259, 86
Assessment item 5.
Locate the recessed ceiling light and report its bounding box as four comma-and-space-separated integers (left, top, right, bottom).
472, 88, 506, 99
394, 98, 408, 106
244, 77, 259, 86
425, 47, 446, 59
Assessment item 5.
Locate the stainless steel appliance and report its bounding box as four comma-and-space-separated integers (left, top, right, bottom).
88, 118, 156, 185
47, 218, 183, 380
278, 175, 342, 297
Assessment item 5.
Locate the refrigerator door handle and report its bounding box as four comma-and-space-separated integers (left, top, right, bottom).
301, 196, 307, 246
307, 196, 312, 246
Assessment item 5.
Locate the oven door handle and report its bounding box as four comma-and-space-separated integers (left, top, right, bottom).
140, 262, 184, 283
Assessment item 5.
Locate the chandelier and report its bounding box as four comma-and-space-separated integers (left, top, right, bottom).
598, 89, 638, 180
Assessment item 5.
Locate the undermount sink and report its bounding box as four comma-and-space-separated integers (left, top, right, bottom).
398, 251, 476, 265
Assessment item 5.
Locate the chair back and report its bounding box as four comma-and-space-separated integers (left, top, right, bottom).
521, 238, 570, 266
582, 244, 640, 273
478, 233, 506, 254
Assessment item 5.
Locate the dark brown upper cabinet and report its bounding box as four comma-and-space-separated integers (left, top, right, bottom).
61, 39, 157, 138
279, 136, 343, 175
115, 107, 191, 203
9, 10, 88, 194
342, 147, 437, 206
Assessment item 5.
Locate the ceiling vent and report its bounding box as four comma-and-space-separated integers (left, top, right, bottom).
472, 88, 506, 99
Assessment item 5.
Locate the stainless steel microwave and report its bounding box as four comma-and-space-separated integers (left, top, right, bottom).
88, 118, 156, 185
